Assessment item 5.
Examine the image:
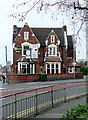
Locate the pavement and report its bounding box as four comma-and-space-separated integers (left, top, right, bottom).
0, 79, 85, 92
31, 96, 86, 119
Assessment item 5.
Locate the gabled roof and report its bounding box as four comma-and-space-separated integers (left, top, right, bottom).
13, 26, 73, 48
31, 28, 64, 46
13, 27, 65, 47
13, 27, 22, 42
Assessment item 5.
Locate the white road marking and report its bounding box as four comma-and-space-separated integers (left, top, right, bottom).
0, 88, 5, 90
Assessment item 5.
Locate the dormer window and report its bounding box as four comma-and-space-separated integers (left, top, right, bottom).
24, 32, 29, 41
51, 35, 55, 43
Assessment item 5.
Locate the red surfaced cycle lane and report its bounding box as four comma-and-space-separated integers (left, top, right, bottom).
0, 82, 86, 98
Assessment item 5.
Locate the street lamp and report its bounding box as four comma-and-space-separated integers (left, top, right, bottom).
72, 62, 76, 79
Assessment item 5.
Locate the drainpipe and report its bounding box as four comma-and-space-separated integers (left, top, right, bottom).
43, 46, 44, 73
61, 47, 63, 73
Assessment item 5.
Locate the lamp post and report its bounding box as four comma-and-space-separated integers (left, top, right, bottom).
72, 62, 76, 80
72, 6, 77, 80
5, 46, 8, 83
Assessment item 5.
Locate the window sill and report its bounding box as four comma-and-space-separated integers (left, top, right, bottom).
48, 55, 57, 57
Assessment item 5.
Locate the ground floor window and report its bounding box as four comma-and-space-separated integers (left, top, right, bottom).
47, 64, 50, 74
46, 62, 60, 74
69, 67, 72, 73
68, 67, 73, 73
68, 67, 77, 73
18, 62, 35, 74
56, 64, 59, 74
51, 64, 54, 74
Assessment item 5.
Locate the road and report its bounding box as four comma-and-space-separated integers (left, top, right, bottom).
0, 78, 87, 119
0, 79, 87, 104
0, 78, 86, 92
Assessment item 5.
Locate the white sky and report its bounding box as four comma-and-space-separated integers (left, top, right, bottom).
0, 0, 86, 66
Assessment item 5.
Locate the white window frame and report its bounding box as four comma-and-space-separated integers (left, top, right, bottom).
18, 62, 35, 74
24, 32, 29, 41
46, 62, 61, 74
18, 62, 28, 74
21, 42, 31, 56
51, 35, 55, 43
68, 67, 74, 73
23, 46, 30, 56
49, 47, 56, 56
56, 63, 59, 74
45, 40, 48, 46
48, 44, 57, 56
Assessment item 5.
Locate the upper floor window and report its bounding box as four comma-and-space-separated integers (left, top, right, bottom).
21, 42, 31, 56
22, 45, 31, 56
24, 32, 29, 40
23, 46, 29, 55
48, 44, 57, 56
51, 35, 55, 43
49, 47, 56, 56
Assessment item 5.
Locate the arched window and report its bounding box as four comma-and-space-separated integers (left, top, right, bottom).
51, 35, 55, 43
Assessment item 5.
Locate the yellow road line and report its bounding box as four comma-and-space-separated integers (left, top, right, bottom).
3, 92, 86, 119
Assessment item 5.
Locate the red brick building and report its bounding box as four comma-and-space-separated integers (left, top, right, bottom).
12, 23, 80, 75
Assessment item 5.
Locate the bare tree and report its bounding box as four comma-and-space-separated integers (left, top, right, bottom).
10, 0, 87, 56
10, 0, 86, 22
9, 0, 88, 62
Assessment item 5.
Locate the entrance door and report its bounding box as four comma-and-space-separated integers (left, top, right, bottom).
39, 66, 43, 73
64, 68, 66, 73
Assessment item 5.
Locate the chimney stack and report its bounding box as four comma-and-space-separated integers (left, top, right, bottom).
13, 25, 17, 34
63, 25, 67, 32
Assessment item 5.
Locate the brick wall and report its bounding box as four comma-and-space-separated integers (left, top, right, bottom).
47, 73, 74, 80
67, 49, 73, 57
76, 67, 80, 73
62, 47, 67, 66
8, 74, 40, 84
8, 73, 83, 84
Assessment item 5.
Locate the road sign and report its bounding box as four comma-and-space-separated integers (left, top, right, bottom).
7, 61, 11, 72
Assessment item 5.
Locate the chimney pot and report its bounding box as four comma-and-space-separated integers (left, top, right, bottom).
13, 25, 17, 34
63, 26, 67, 32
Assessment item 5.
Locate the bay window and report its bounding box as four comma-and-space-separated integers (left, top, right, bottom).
46, 62, 60, 74
18, 62, 35, 74
56, 64, 59, 74
47, 64, 50, 74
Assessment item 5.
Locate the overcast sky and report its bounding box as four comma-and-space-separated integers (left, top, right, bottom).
0, 0, 86, 66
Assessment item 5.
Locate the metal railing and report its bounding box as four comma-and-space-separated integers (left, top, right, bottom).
0, 80, 87, 119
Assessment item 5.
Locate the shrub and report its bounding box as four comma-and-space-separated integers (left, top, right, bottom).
80, 66, 88, 75
62, 104, 88, 119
